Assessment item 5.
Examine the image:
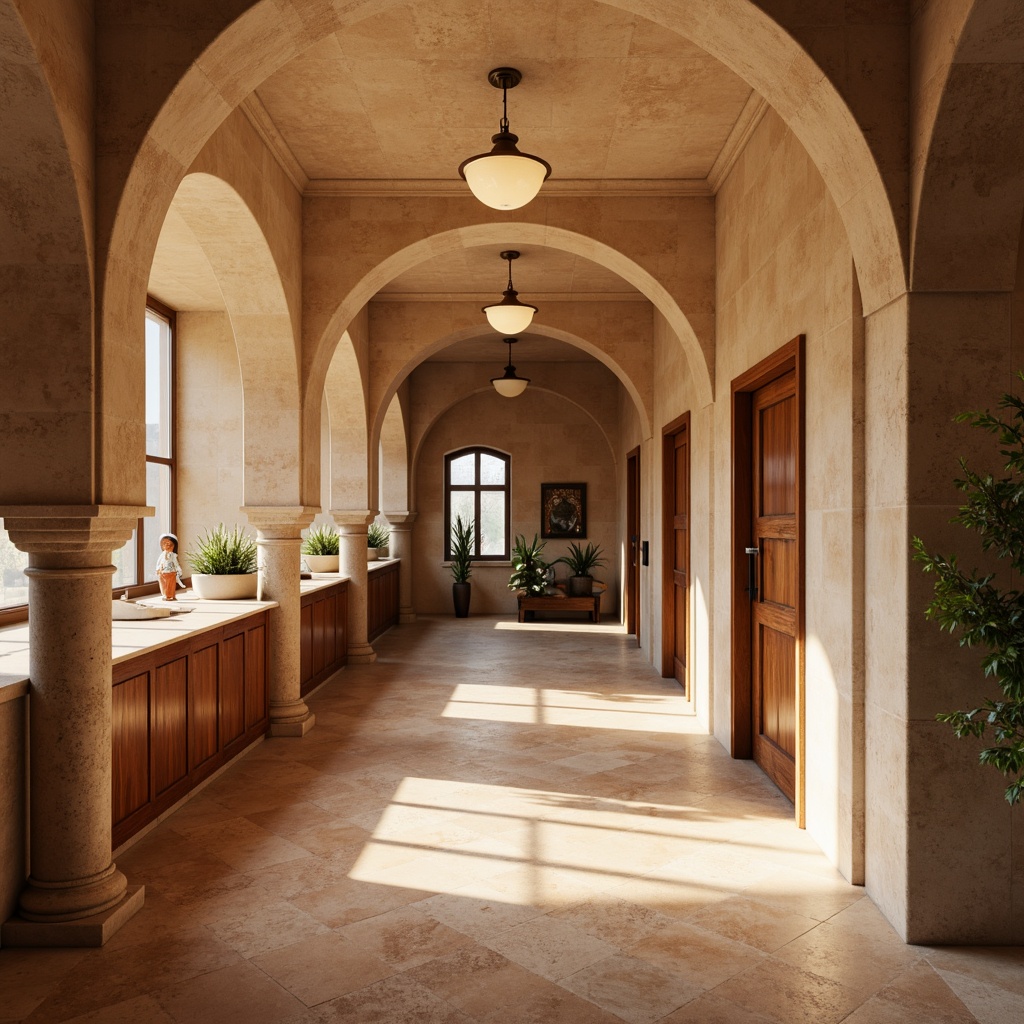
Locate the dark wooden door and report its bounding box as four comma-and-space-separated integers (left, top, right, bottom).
750, 371, 798, 800
662, 414, 690, 693
626, 447, 640, 644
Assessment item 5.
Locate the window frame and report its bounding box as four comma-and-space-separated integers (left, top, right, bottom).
112, 296, 177, 599
443, 446, 511, 561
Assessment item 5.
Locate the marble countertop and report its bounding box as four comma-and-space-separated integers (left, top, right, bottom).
0, 565, 395, 695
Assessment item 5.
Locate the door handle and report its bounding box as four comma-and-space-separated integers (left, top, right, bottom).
744, 546, 759, 601
641, 540, 649, 567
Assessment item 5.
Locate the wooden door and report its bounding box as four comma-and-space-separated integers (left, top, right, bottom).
626, 447, 640, 644
662, 414, 690, 693
750, 371, 798, 801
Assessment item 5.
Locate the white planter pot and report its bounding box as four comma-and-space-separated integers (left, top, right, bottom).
367, 547, 379, 561
191, 572, 258, 600
304, 555, 339, 573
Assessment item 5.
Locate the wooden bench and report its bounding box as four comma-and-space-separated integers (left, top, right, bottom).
517, 593, 601, 623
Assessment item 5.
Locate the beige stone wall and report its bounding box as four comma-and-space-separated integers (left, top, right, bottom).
176, 311, 248, 572
412, 384, 621, 617
0, 688, 27, 936
714, 108, 864, 880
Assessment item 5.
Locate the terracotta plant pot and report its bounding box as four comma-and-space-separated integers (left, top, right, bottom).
367, 547, 379, 562
190, 573, 258, 600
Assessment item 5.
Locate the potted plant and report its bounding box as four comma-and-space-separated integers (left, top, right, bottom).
555, 541, 605, 596
508, 533, 549, 596
450, 515, 474, 617
367, 522, 390, 561
301, 524, 340, 572
187, 523, 259, 599
914, 377, 1024, 805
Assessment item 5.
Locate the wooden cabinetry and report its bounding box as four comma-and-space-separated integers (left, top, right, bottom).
111, 611, 269, 847
300, 579, 348, 696
367, 560, 400, 641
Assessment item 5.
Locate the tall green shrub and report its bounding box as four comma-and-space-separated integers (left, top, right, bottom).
913, 378, 1024, 804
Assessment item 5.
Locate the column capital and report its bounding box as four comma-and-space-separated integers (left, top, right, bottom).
331, 509, 378, 531
383, 511, 418, 528
0, 505, 152, 565
241, 506, 317, 538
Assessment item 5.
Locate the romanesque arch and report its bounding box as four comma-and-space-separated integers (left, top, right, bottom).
0, 0, 94, 504
169, 173, 302, 506
96, 0, 906, 507
910, 0, 1024, 291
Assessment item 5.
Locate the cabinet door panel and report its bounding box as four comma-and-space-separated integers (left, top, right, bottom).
190, 643, 219, 770
112, 672, 149, 823
152, 657, 188, 796
221, 632, 246, 746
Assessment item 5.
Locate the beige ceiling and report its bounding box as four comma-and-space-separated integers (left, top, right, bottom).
255, 0, 754, 183
152, 0, 759, 364
378, 245, 642, 297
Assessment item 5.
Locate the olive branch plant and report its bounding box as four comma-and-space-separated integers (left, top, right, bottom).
913, 376, 1024, 805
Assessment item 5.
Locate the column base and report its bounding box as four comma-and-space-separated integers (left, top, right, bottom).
399, 609, 416, 624
268, 698, 315, 737
2, 885, 145, 948
268, 713, 316, 737
347, 642, 377, 663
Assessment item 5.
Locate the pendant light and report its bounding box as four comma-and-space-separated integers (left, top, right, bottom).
459, 67, 551, 211
491, 338, 530, 398
483, 250, 537, 334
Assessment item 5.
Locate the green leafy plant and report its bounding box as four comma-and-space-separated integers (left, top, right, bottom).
913, 376, 1024, 804
449, 516, 474, 583
555, 541, 605, 578
187, 524, 258, 575
367, 522, 390, 549
508, 533, 548, 596
302, 524, 339, 556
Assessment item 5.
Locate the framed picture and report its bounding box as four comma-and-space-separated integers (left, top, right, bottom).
541, 483, 587, 538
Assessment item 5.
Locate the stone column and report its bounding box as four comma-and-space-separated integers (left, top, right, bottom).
244, 506, 316, 737
384, 511, 417, 623
335, 509, 377, 663
0, 505, 148, 947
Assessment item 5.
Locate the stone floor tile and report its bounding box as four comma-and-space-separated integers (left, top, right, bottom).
655, 991, 777, 1023
337, 905, 473, 971
713, 956, 866, 1024
315, 973, 476, 1023
287, 875, 431, 928
557, 953, 702, 1023
154, 961, 306, 1024
417, 888, 550, 939
683, 894, 820, 952
839, 961, 981, 1024
549, 895, 672, 948
252, 930, 393, 1007
480, 915, 619, 980
629, 918, 766, 988
58, 994, 176, 1023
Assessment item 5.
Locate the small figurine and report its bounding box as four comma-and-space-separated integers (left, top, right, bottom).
155, 533, 183, 601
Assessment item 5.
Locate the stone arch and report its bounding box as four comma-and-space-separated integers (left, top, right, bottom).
380, 393, 410, 512
0, 0, 94, 504
409, 385, 618, 507
910, 0, 1024, 291
369, 319, 651, 477
323, 329, 371, 512
100, 0, 906, 500
318, 225, 675, 462
170, 172, 302, 506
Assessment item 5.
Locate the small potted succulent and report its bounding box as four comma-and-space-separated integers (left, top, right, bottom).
508, 533, 549, 597
302, 524, 340, 572
555, 541, 605, 596
450, 515, 474, 617
187, 524, 259, 599
367, 522, 390, 561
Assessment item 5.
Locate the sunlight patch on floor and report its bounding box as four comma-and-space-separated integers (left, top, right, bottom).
347, 776, 800, 909
441, 682, 701, 732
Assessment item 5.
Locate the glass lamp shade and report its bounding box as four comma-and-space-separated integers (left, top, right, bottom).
459, 131, 551, 211
482, 291, 537, 334
491, 370, 530, 398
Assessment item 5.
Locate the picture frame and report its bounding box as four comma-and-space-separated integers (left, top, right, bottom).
541, 482, 587, 538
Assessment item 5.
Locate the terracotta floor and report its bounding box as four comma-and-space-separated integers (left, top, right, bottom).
4, 616, 1023, 1023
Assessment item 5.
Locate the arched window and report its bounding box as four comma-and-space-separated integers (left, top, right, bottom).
444, 447, 510, 560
